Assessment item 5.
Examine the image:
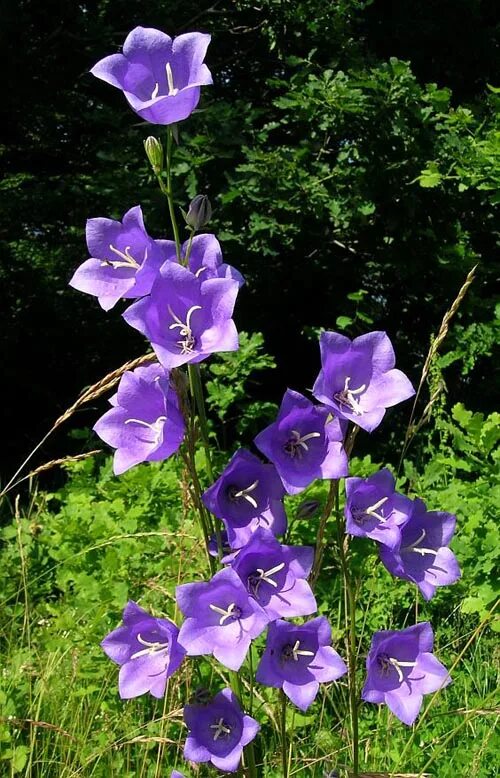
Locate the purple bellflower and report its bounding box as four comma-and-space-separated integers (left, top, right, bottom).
170, 773, 185, 778
362, 622, 451, 725
256, 617, 347, 711
312, 331, 415, 432
254, 389, 348, 494
93, 363, 185, 475
226, 527, 317, 620
183, 234, 245, 287
91, 27, 212, 125
69, 205, 168, 311
176, 567, 269, 670
183, 688, 259, 773
344, 468, 413, 549
379, 498, 461, 600
202, 449, 287, 548
101, 601, 185, 699
123, 262, 239, 368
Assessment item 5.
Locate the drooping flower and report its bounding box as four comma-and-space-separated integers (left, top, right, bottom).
226, 527, 317, 620
101, 601, 185, 699
202, 449, 287, 548
69, 205, 168, 311
93, 362, 185, 475
183, 688, 259, 773
91, 27, 212, 125
176, 568, 269, 670
254, 389, 348, 494
312, 331, 415, 432
362, 622, 451, 725
344, 468, 413, 549
256, 617, 347, 711
123, 262, 239, 368
379, 498, 461, 600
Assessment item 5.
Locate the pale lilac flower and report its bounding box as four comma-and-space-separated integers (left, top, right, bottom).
379, 498, 461, 600
123, 262, 239, 368
362, 622, 451, 725
312, 331, 415, 432
226, 527, 317, 620
256, 617, 347, 711
176, 568, 269, 670
183, 688, 259, 773
344, 468, 413, 549
170, 773, 185, 778
91, 27, 212, 125
254, 389, 348, 494
202, 449, 287, 548
101, 601, 185, 699
93, 363, 185, 475
69, 205, 168, 310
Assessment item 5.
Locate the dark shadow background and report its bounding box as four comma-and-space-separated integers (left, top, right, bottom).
0, 0, 498, 481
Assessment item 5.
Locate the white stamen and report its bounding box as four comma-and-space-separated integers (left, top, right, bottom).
124, 416, 167, 445
292, 640, 315, 661
365, 496, 389, 523
233, 479, 259, 509
210, 718, 231, 740
104, 244, 141, 269
130, 632, 169, 660
209, 602, 240, 626
403, 529, 438, 557
168, 304, 201, 355
334, 376, 366, 416
151, 82, 160, 99
253, 562, 285, 590
388, 657, 417, 683
165, 62, 179, 96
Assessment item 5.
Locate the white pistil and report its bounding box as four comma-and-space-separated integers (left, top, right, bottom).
210, 718, 231, 741
232, 479, 259, 509
285, 429, 321, 458
130, 632, 169, 660
151, 82, 160, 99
403, 529, 438, 557
388, 657, 417, 683
104, 244, 141, 269
165, 62, 179, 96
168, 304, 202, 355
365, 496, 389, 523
124, 416, 167, 445
209, 602, 240, 626
334, 376, 366, 416
292, 640, 315, 662
250, 562, 286, 596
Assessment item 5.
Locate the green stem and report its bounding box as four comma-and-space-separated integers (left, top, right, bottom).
188, 363, 214, 481
280, 689, 289, 778
164, 127, 182, 261
335, 484, 359, 777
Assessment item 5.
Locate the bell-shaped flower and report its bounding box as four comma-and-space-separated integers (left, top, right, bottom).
101, 601, 185, 699
254, 389, 348, 494
123, 262, 239, 368
69, 205, 168, 311
379, 498, 461, 600
93, 362, 185, 475
91, 27, 212, 125
312, 331, 415, 432
202, 449, 287, 548
226, 527, 317, 620
183, 688, 259, 773
158, 233, 244, 285
344, 468, 413, 549
362, 622, 451, 725
256, 617, 347, 711
176, 568, 269, 671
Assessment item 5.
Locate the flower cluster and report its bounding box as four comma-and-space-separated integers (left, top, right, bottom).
79, 24, 461, 776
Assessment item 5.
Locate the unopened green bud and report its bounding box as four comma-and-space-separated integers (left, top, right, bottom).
185, 194, 212, 231
144, 136, 164, 175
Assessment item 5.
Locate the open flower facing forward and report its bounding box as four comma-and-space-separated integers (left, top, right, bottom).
94, 363, 185, 475
69, 206, 167, 310
379, 498, 461, 600
362, 622, 451, 725
344, 468, 413, 549
202, 449, 287, 548
226, 527, 317, 620
91, 27, 212, 125
176, 568, 269, 670
101, 601, 185, 699
254, 389, 348, 494
183, 688, 259, 773
312, 331, 415, 432
123, 262, 239, 368
256, 618, 347, 711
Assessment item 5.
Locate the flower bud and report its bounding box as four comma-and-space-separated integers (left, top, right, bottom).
296, 498, 321, 520
185, 194, 212, 231
144, 136, 163, 175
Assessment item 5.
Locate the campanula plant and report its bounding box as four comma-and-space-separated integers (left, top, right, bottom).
66, 23, 462, 776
